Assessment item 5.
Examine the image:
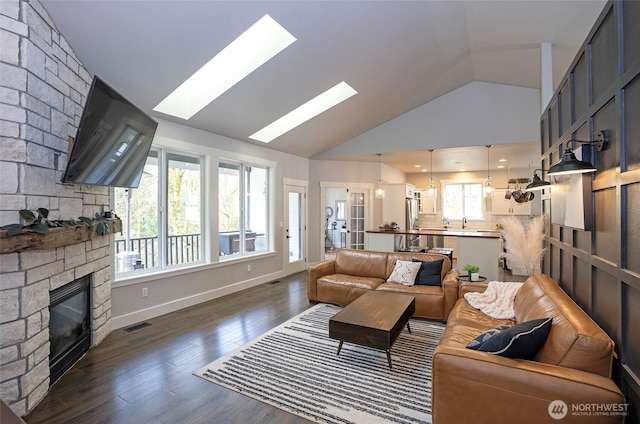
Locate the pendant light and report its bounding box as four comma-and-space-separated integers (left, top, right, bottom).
483, 145, 495, 198
375, 153, 385, 199
426, 149, 438, 198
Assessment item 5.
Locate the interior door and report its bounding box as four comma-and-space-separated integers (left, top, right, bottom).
284, 183, 307, 275
346, 189, 366, 249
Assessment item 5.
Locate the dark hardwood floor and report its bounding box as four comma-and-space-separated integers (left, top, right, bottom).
25, 264, 524, 424
25, 273, 315, 424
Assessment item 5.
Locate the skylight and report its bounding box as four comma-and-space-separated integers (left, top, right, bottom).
249, 81, 357, 143
153, 15, 296, 120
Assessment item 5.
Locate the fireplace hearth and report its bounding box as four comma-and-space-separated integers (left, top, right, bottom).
49, 274, 92, 385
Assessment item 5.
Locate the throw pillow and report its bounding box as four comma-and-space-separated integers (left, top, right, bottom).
387, 260, 421, 286
412, 258, 444, 286
466, 325, 510, 350
473, 317, 553, 359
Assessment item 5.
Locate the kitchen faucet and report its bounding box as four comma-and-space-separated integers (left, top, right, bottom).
462, 217, 467, 229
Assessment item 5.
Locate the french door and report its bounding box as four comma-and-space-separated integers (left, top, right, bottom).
284, 181, 307, 275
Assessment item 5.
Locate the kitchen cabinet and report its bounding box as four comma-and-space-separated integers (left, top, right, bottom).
492, 189, 532, 216
444, 236, 457, 259
415, 189, 436, 214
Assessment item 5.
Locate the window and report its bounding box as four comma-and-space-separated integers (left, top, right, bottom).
114, 149, 203, 275
442, 181, 484, 220
219, 161, 269, 257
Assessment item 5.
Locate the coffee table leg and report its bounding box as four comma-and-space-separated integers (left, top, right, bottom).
386, 350, 392, 369
406, 322, 412, 334
336, 341, 343, 355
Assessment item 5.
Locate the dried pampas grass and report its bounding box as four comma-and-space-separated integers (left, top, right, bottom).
501, 215, 546, 276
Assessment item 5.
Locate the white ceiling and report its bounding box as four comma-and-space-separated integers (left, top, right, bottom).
40, 0, 605, 173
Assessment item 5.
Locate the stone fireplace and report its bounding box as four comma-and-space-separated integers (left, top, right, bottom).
0, 0, 114, 416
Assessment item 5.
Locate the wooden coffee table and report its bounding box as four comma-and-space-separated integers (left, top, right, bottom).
328, 291, 416, 369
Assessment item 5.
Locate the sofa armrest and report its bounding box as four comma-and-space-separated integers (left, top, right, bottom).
432, 345, 625, 424
458, 281, 488, 298
442, 270, 460, 322
307, 260, 335, 301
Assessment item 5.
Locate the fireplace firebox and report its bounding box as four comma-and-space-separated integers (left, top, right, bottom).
49, 274, 92, 384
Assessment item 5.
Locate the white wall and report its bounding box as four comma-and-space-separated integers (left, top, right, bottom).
314, 81, 540, 159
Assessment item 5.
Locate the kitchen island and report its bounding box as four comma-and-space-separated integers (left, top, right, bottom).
366, 228, 502, 281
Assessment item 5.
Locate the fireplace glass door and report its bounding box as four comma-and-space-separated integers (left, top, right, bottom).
49, 274, 91, 384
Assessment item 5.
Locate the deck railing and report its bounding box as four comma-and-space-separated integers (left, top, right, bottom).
115, 234, 201, 269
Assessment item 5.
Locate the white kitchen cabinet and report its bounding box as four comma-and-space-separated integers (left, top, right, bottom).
492, 189, 532, 216
444, 236, 457, 259
415, 189, 436, 214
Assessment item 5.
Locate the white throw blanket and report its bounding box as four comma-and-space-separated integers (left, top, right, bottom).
464, 281, 524, 320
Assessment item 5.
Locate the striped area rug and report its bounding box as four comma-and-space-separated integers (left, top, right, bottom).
194, 303, 445, 424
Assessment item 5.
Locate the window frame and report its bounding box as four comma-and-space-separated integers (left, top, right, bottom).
441, 178, 487, 221
114, 147, 205, 279
218, 158, 271, 260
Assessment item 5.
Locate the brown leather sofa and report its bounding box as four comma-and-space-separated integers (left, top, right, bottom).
432, 274, 625, 424
307, 248, 460, 321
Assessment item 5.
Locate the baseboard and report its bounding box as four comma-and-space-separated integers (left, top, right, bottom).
111, 270, 284, 330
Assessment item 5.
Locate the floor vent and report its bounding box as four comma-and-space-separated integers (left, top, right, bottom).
268, 280, 281, 284
124, 322, 151, 333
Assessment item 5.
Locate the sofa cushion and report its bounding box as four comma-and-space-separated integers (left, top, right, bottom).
335, 249, 388, 279
412, 258, 444, 286
514, 275, 615, 377
471, 317, 552, 359
387, 260, 421, 285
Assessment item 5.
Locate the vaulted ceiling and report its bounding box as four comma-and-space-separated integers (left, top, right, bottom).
41, 0, 605, 172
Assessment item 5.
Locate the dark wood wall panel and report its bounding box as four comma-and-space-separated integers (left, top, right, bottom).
573, 257, 591, 311
559, 81, 571, 136
622, 283, 640, 377
622, 0, 640, 71
590, 9, 617, 105
541, 3, 638, 418
574, 230, 591, 251
624, 75, 640, 171
541, 116, 549, 151
594, 188, 617, 262
592, 99, 619, 172
548, 100, 557, 145
551, 244, 561, 282
561, 249, 573, 295
572, 54, 588, 120
592, 268, 619, 346
625, 182, 640, 274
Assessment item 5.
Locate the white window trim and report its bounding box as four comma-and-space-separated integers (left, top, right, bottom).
440, 177, 487, 220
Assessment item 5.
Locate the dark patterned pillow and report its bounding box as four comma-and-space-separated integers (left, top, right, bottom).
466, 325, 510, 350
472, 318, 553, 359
411, 258, 444, 286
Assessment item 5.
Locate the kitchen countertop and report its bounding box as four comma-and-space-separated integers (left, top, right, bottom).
366, 228, 501, 238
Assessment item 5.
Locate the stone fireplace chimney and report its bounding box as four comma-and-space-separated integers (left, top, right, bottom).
0, 0, 114, 416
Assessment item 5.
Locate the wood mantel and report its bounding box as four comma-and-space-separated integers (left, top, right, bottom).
0, 219, 122, 254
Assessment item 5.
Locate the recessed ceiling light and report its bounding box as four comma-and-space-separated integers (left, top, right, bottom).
499, 158, 507, 162
153, 15, 296, 120
497, 165, 505, 169
414, 164, 421, 168
421, 169, 428, 172
249, 81, 357, 143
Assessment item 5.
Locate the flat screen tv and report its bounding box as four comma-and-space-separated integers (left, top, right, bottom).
61, 76, 157, 188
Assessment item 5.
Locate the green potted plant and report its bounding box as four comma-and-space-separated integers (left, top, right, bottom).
463, 264, 480, 281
